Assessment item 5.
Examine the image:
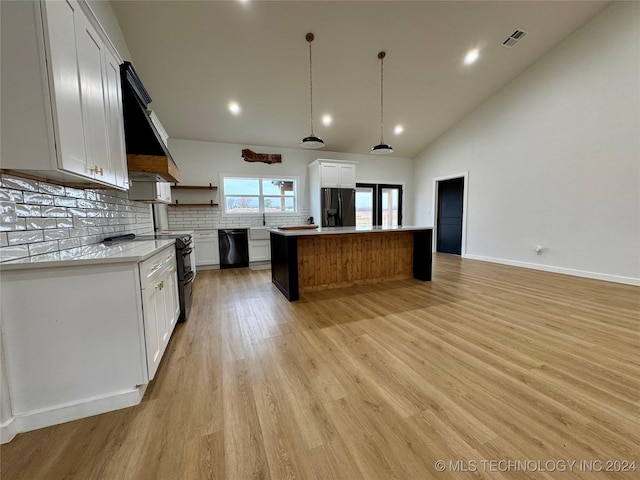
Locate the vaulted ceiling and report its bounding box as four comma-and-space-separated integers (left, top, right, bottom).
112, 0, 608, 158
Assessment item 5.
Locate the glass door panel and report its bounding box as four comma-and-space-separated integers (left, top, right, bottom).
355, 184, 376, 226
379, 186, 401, 226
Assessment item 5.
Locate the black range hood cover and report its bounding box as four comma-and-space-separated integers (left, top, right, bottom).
120, 61, 174, 159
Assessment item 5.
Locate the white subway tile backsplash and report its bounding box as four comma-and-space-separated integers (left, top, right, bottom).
41, 206, 69, 217
65, 187, 85, 199
54, 196, 77, 207
38, 182, 66, 196
44, 228, 70, 240
0, 173, 153, 262
59, 237, 81, 250
15, 203, 42, 217
1, 202, 17, 224
0, 189, 23, 202
28, 240, 59, 256
26, 218, 58, 230
8, 230, 44, 245
0, 244, 29, 262
22, 192, 54, 206
1, 174, 39, 192
56, 218, 74, 228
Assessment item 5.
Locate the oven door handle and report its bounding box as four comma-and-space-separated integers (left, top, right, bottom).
182, 247, 193, 256
184, 270, 195, 285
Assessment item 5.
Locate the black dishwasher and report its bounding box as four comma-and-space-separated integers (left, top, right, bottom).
218, 229, 249, 269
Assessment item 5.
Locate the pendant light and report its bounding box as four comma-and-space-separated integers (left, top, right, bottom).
371, 51, 393, 155
300, 33, 324, 149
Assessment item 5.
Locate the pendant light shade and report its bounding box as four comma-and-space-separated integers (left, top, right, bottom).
301, 33, 324, 149
371, 51, 393, 155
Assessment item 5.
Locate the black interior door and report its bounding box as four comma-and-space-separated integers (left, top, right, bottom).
437, 178, 464, 255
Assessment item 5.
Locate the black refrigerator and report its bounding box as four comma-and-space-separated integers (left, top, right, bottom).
321, 188, 356, 227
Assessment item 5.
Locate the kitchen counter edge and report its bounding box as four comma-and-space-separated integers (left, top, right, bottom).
269, 225, 433, 237
0, 239, 177, 271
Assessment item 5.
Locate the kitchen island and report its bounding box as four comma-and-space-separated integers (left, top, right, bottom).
270, 226, 433, 301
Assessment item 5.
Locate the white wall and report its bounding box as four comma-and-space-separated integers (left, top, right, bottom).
413, 2, 640, 285
86, 0, 132, 61
167, 139, 415, 224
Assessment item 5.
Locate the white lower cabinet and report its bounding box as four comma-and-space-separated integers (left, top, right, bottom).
139, 247, 179, 380
0, 244, 180, 437
194, 231, 219, 266
249, 239, 271, 262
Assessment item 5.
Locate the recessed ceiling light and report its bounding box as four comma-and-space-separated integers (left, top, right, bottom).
464, 48, 480, 65
228, 102, 241, 114
394, 125, 404, 135
322, 115, 332, 126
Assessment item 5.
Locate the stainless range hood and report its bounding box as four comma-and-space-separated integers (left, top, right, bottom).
121, 61, 181, 183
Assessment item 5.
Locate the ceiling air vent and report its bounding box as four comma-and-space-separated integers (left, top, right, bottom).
502, 29, 528, 48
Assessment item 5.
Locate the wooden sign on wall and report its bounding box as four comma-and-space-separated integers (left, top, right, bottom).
241, 149, 282, 165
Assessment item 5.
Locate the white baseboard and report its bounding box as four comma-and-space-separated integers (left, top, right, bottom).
1, 416, 17, 444
462, 254, 640, 286
1, 386, 147, 443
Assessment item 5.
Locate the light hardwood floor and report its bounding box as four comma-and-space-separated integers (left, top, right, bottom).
2, 254, 639, 480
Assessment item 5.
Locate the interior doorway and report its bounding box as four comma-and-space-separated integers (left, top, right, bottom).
435, 175, 466, 255
356, 183, 403, 227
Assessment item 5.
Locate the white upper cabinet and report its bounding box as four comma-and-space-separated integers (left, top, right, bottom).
0, 0, 128, 190
103, 48, 129, 189
128, 181, 172, 203
318, 161, 357, 188
309, 160, 357, 188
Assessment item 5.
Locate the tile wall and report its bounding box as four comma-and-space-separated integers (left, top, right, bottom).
0, 173, 153, 262
167, 207, 311, 231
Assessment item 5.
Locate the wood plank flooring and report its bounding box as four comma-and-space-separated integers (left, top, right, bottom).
2, 254, 639, 480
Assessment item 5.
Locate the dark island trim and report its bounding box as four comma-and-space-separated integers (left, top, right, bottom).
270, 233, 299, 301
413, 229, 433, 281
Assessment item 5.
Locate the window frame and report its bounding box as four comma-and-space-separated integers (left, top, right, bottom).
220, 173, 300, 216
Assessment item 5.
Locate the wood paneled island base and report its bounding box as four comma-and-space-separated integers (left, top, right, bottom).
271, 227, 433, 301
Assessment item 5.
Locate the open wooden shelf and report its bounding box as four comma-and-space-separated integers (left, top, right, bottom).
171, 183, 217, 190
169, 200, 219, 207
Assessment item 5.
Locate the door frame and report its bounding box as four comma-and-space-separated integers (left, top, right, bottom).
377, 184, 403, 226
433, 172, 468, 255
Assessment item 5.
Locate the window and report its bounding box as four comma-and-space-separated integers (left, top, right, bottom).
223, 176, 297, 214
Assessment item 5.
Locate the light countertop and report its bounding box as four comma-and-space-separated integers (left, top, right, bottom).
0, 239, 176, 271
270, 225, 433, 237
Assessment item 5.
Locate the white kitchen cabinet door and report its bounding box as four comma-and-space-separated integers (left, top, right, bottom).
141, 281, 162, 380
158, 182, 172, 203
249, 240, 270, 262
162, 250, 180, 332
338, 164, 356, 188
128, 181, 172, 203
43, 0, 92, 179
74, 9, 111, 182
195, 233, 219, 266
103, 47, 129, 189
320, 163, 340, 187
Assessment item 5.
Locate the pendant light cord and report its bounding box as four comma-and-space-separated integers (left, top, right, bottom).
309, 38, 315, 136
380, 54, 384, 144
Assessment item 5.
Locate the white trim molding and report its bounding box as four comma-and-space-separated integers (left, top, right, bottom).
432, 171, 469, 255
1, 416, 17, 444
1, 385, 147, 443
463, 253, 640, 286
